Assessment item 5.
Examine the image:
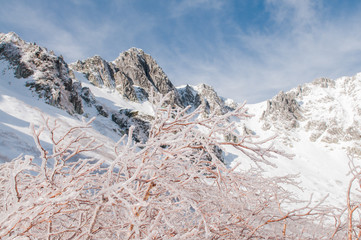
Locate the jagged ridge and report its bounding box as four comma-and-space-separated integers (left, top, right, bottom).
0, 32, 236, 143
0, 32, 83, 114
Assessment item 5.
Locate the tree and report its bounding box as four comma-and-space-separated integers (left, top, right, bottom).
0, 94, 344, 239
345, 156, 361, 240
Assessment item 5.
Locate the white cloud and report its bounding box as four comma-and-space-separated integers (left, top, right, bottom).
266, 0, 319, 27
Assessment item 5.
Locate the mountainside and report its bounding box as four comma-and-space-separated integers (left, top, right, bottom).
0, 32, 83, 114
261, 76, 361, 149
0, 31, 360, 208
236, 74, 361, 205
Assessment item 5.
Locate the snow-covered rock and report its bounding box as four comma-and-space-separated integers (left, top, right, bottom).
0, 32, 83, 114
177, 83, 237, 115
70, 48, 182, 106
258, 74, 361, 150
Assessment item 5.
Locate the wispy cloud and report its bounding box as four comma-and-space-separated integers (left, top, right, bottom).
265, 0, 320, 27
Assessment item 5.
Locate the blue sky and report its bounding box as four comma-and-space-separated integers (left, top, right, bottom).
1, 0, 361, 103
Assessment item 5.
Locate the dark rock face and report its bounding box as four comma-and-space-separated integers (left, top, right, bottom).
70, 48, 182, 106
111, 109, 150, 142
114, 48, 177, 97
0, 34, 33, 78
177, 85, 202, 110
177, 84, 237, 115
264, 91, 301, 119
0, 32, 83, 114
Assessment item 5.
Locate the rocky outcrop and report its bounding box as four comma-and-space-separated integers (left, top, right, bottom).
195, 84, 228, 115
113, 48, 180, 103
70, 48, 182, 106
177, 85, 202, 111
261, 91, 302, 130
0, 32, 83, 114
72, 56, 115, 89
312, 77, 335, 88
256, 72, 361, 149
111, 109, 151, 143
177, 84, 237, 115
71, 50, 237, 116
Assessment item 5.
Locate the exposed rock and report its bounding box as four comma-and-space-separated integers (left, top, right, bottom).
111, 109, 150, 142
0, 32, 83, 114
257, 72, 361, 148
177, 84, 202, 110
70, 47, 237, 117
242, 125, 256, 135
344, 126, 361, 141
70, 48, 182, 106
261, 91, 302, 130
114, 48, 178, 98
177, 84, 236, 115
321, 136, 339, 144
305, 120, 327, 142
347, 146, 361, 157
312, 77, 335, 88
72, 56, 115, 89
195, 84, 228, 115
80, 87, 96, 106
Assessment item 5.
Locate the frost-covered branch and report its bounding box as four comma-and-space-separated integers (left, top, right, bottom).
0, 94, 344, 239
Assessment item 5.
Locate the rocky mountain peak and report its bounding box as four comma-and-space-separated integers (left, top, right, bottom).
71, 48, 182, 106
0, 32, 24, 45
115, 47, 144, 59
71, 55, 115, 89
177, 83, 236, 115
114, 48, 182, 105
261, 90, 303, 131
70, 46, 237, 115
0, 32, 83, 114
195, 84, 228, 115
177, 84, 201, 111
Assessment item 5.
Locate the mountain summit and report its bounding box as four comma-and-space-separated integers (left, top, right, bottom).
0, 32, 83, 114
70, 48, 182, 106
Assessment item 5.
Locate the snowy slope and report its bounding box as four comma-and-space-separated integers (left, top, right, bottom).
0, 59, 125, 164
73, 71, 155, 117
231, 74, 361, 206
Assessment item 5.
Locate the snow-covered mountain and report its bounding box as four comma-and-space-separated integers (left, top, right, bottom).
236, 75, 361, 205
0, 31, 359, 208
